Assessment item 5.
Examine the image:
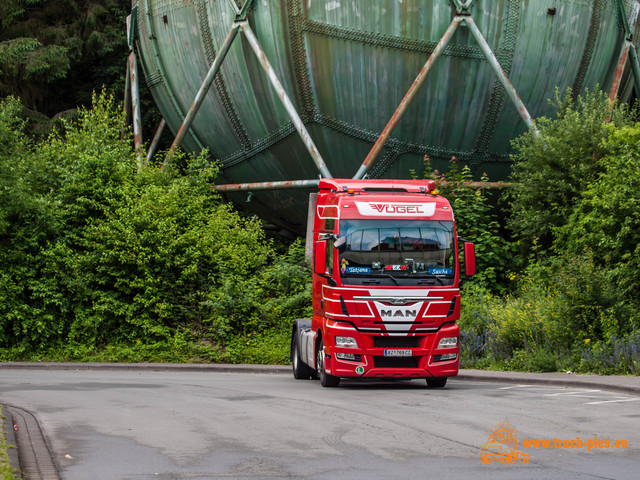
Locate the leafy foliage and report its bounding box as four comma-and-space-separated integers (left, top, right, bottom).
558, 124, 640, 302
423, 158, 513, 291
0, 0, 128, 113
507, 89, 635, 254
0, 37, 70, 103
458, 90, 640, 375
0, 92, 312, 362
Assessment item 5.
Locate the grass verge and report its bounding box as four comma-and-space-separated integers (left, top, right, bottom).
0, 405, 18, 480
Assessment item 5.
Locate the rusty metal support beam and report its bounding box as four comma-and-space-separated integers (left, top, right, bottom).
121, 59, 131, 141
439, 180, 513, 190
354, 9, 539, 180
628, 45, 640, 97
128, 51, 144, 168
226, 0, 240, 15
617, 0, 636, 41
464, 17, 537, 135
212, 179, 510, 193
166, 23, 241, 164
452, 0, 475, 14
164, 1, 256, 169
241, 22, 332, 179
354, 17, 463, 180
213, 179, 320, 192
238, 0, 254, 18
609, 43, 631, 103
146, 118, 166, 163
610, 0, 640, 101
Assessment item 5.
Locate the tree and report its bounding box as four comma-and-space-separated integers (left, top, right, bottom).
0, 92, 279, 356
558, 124, 640, 305
507, 89, 635, 254
0, 0, 128, 114
422, 159, 514, 291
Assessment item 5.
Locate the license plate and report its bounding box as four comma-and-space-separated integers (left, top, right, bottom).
384, 349, 412, 357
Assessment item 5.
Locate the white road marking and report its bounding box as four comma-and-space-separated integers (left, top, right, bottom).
585, 398, 640, 405
544, 389, 601, 396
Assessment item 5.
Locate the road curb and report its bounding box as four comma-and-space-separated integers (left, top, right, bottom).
454, 370, 640, 396
2, 405, 21, 479
0, 362, 288, 374
6, 406, 60, 480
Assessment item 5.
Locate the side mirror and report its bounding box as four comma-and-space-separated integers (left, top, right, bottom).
464, 242, 476, 277
314, 241, 327, 276
334, 236, 347, 253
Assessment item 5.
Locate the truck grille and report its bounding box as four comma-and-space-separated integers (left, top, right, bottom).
373, 357, 420, 368
373, 337, 420, 348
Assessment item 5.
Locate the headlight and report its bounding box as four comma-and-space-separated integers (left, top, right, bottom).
335, 336, 358, 348
437, 336, 458, 349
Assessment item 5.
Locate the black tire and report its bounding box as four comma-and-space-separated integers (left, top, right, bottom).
292, 335, 312, 379
317, 338, 340, 387
426, 377, 447, 388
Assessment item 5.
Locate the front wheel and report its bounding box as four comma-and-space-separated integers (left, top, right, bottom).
292, 335, 312, 380
426, 377, 447, 388
317, 338, 340, 388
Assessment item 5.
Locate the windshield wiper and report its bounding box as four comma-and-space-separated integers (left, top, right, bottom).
360, 273, 400, 285
417, 277, 445, 286
382, 274, 399, 285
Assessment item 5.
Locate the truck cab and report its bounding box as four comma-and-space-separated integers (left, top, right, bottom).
291, 179, 475, 387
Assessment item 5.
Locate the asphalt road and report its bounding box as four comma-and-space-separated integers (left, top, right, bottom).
1, 368, 639, 480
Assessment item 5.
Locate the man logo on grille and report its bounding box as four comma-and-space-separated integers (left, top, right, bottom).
380, 310, 417, 318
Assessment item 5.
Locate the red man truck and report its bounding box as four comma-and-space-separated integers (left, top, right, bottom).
291, 178, 475, 387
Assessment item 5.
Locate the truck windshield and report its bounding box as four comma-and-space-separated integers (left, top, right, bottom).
338, 219, 455, 286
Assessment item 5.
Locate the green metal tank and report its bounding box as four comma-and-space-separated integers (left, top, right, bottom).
131, 0, 638, 233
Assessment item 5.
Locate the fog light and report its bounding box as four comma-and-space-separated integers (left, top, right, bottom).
335, 336, 358, 348
433, 353, 457, 362
437, 337, 458, 349
336, 353, 362, 362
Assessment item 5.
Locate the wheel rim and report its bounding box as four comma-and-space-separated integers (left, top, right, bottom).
292, 342, 299, 370
317, 345, 324, 378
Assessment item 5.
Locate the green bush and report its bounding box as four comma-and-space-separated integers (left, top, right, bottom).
0, 92, 306, 362
423, 160, 514, 292
558, 124, 640, 311
508, 89, 635, 254
224, 329, 291, 365
577, 331, 640, 375
456, 89, 639, 374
